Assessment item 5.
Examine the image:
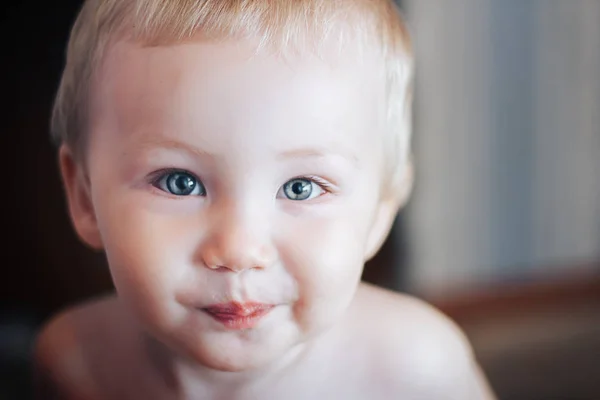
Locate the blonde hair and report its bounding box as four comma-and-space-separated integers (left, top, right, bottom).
51, 0, 413, 189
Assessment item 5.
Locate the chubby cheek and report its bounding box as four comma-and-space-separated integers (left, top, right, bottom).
277, 214, 369, 334
93, 189, 194, 329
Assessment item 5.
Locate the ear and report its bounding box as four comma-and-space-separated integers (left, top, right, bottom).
364, 160, 414, 262
58, 145, 104, 250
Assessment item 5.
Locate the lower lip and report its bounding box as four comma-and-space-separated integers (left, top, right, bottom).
202, 306, 275, 330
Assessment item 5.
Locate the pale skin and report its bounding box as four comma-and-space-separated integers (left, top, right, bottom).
34, 37, 497, 399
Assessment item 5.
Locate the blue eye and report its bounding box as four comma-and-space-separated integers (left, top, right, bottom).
155, 171, 205, 196
281, 178, 323, 201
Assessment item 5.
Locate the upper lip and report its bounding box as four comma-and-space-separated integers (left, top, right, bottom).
202, 302, 274, 316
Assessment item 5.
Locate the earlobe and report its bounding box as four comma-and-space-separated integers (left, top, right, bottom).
364, 160, 414, 262
364, 197, 398, 262
58, 145, 104, 250
394, 158, 414, 211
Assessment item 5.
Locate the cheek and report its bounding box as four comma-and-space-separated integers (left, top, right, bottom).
276, 212, 371, 330
93, 189, 195, 323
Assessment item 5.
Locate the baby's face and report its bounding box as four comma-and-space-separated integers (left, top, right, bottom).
85, 38, 390, 371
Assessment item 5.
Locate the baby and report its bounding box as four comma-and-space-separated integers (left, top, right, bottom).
34, 0, 496, 399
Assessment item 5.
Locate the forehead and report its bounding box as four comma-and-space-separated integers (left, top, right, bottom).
90, 38, 387, 156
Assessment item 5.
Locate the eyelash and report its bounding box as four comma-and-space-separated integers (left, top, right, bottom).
147, 169, 335, 197
299, 175, 335, 194
148, 168, 202, 193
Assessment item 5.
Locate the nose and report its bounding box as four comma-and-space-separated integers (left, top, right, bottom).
197, 202, 276, 273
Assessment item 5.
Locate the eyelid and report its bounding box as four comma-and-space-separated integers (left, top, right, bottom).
148, 168, 201, 184
279, 175, 337, 201
147, 168, 205, 197
303, 175, 337, 193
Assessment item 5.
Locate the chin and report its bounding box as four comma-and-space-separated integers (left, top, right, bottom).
191, 342, 284, 372
157, 313, 305, 373
204, 356, 266, 373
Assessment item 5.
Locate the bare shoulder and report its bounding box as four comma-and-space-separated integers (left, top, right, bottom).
350, 282, 497, 399
32, 294, 127, 400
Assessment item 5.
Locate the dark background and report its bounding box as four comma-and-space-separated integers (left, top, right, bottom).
2, 1, 113, 320
1, 3, 112, 397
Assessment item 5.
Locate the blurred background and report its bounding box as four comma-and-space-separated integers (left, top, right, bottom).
1, 0, 599, 399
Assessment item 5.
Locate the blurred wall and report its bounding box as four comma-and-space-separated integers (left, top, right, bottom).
401, 0, 600, 296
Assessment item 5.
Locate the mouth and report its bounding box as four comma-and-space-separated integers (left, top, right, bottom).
201, 302, 275, 330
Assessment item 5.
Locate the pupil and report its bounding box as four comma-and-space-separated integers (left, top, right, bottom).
292, 181, 305, 194
175, 175, 194, 192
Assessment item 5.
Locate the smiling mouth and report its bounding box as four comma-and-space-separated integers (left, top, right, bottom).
201, 302, 275, 330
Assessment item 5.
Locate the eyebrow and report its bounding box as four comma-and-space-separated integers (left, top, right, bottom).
130, 138, 358, 166
131, 138, 214, 159
277, 148, 359, 166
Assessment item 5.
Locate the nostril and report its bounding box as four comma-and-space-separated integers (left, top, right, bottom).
207, 264, 265, 273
